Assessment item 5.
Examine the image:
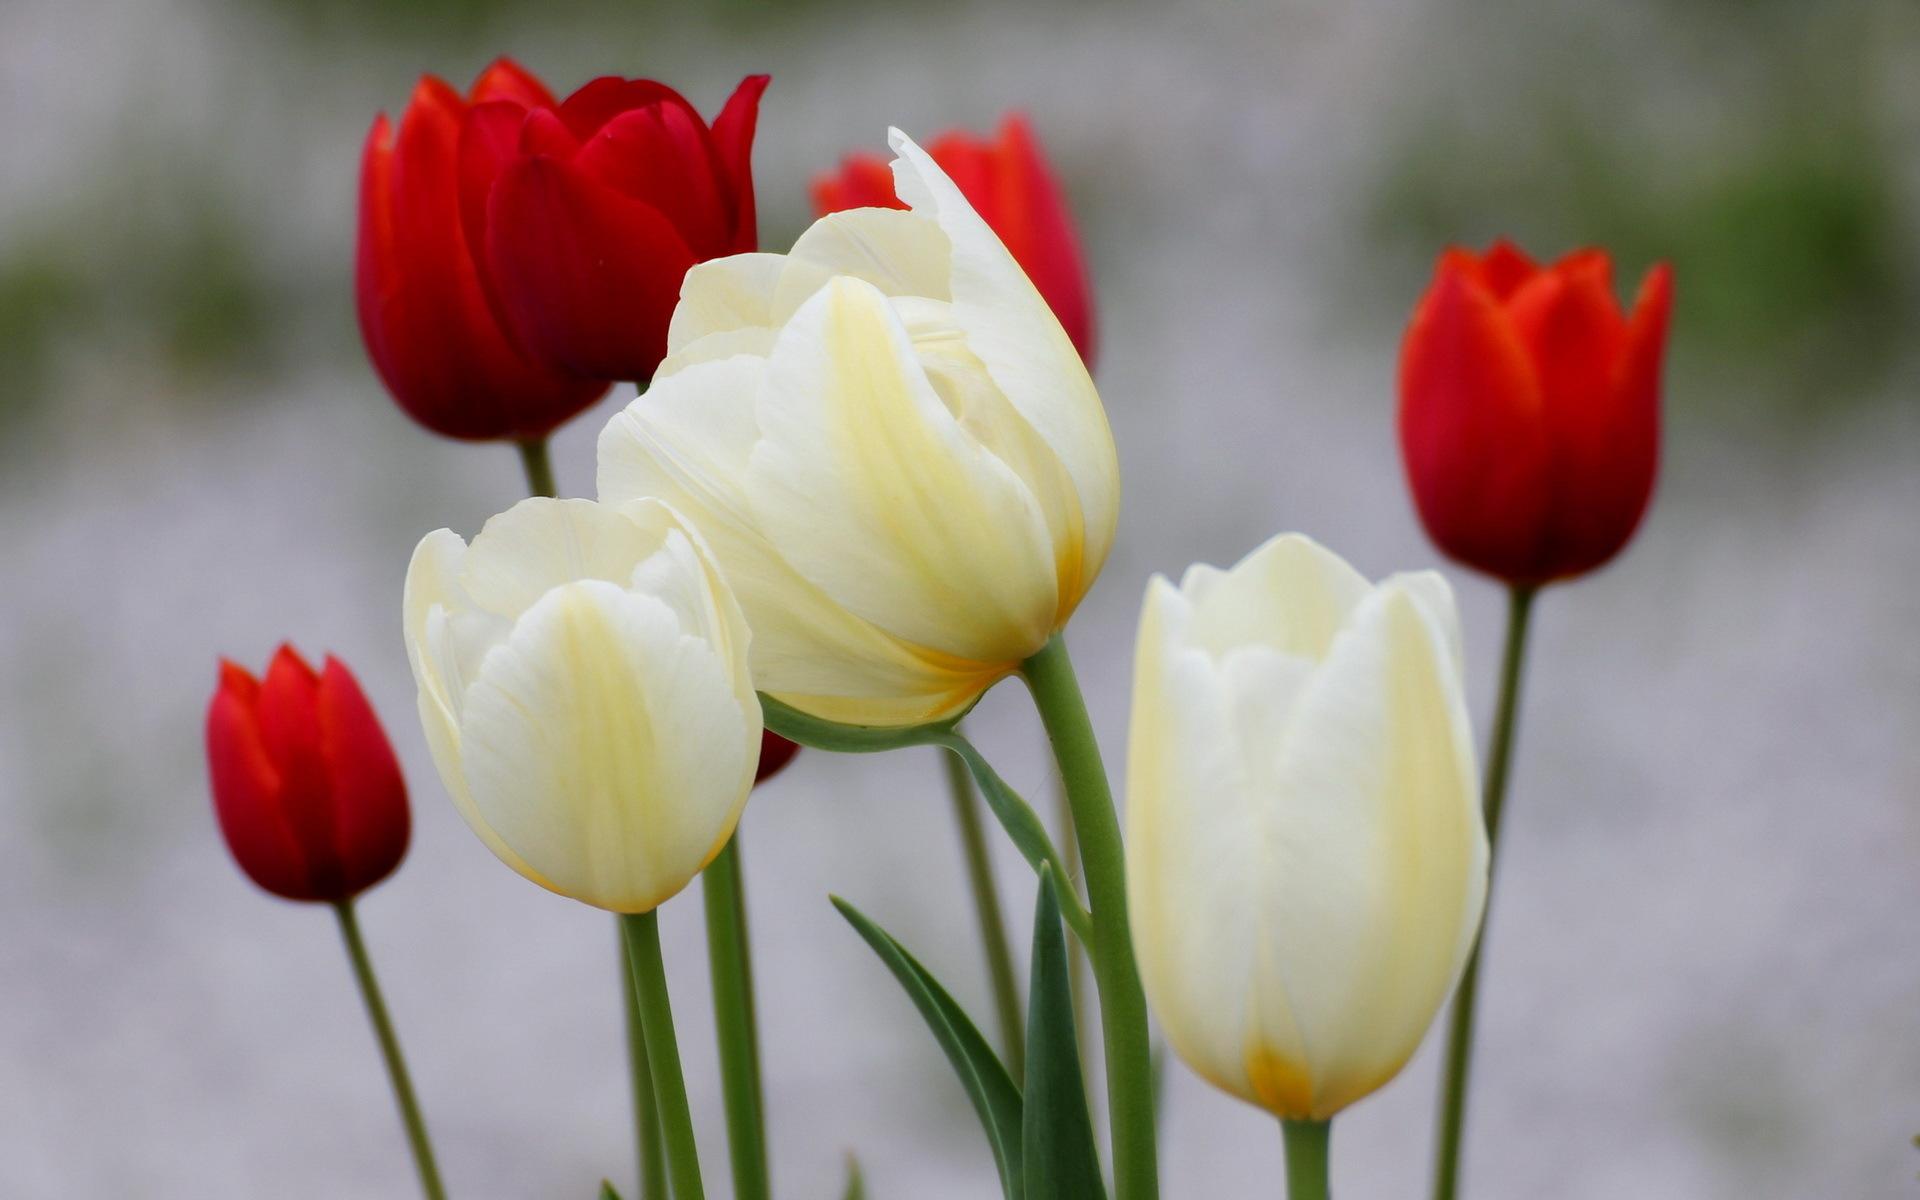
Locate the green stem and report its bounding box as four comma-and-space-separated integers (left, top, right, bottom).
943, 746, 1026, 1078
620, 911, 707, 1200
1282, 1119, 1332, 1200
620, 925, 669, 1200
1430, 584, 1537, 1200
1019, 636, 1159, 1200
516, 437, 557, 498
332, 901, 447, 1200
1054, 776, 1093, 1096
703, 834, 771, 1200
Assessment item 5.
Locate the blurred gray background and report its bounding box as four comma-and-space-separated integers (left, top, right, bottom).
3, 0, 1918, 1195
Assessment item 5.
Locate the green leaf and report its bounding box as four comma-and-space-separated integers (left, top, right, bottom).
1022, 867, 1107, 1200
830, 896, 1024, 1199
929, 733, 1093, 945
759, 693, 964, 754
598, 1183, 624, 1200
841, 1153, 866, 1200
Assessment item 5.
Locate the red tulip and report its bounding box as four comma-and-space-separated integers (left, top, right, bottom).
810, 113, 1097, 366
205, 646, 410, 902
1398, 241, 1673, 586
476, 73, 770, 384
756, 732, 799, 785
357, 59, 608, 441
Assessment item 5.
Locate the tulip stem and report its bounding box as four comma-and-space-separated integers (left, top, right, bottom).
619, 924, 670, 1200
702, 833, 771, 1200
1430, 583, 1537, 1200
516, 437, 557, 498
1282, 1119, 1332, 1200
943, 746, 1026, 1078
621, 911, 707, 1200
332, 900, 446, 1200
1020, 636, 1159, 1200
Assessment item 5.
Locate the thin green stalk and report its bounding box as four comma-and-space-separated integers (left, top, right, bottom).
703, 834, 770, 1200
516, 437, 557, 498
620, 924, 669, 1200
1430, 584, 1538, 1200
332, 901, 447, 1200
1019, 636, 1158, 1200
943, 746, 1026, 1077
1282, 1119, 1332, 1200
1053, 776, 1093, 1093
621, 911, 707, 1200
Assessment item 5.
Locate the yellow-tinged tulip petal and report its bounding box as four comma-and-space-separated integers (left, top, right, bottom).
1127, 533, 1487, 1121
597, 131, 1119, 727
402, 496, 760, 911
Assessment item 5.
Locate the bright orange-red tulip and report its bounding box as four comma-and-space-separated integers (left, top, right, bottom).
811, 113, 1096, 366
1398, 241, 1672, 585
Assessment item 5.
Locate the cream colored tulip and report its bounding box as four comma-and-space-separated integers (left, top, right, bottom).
403, 497, 760, 913
1126, 533, 1488, 1120
597, 129, 1119, 728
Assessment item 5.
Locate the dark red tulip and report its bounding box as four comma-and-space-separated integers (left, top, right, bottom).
357, 59, 608, 441
205, 646, 410, 903
1398, 241, 1673, 586
756, 732, 799, 785
811, 113, 1097, 366
477, 73, 770, 384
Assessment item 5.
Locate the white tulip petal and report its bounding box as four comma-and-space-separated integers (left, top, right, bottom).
457, 580, 755, 913
771, 207, 952, 321
665, 252, 786, 358
458, 498, 669, 621
888, 128, 1119, 594
746, 275, 1059, 663
1180, 533, 1371, 661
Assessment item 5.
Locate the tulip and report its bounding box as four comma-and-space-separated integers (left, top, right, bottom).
204, 646, 410, 902
475, 73, 770, 384
811, 113, 1097, 365
357, 59, 608, 441
404, 496, 759, 913
1126, 533, 1488, 1122
756, 732, 799, 784
1398, 241, 1673, 585
599, 129, 1119, 728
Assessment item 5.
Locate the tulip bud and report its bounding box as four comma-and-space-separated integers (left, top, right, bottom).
811, 113, 1097, 366
756, 732, 799, 784
356, 59, 609, 441
598, 129, 1119, 729
205, 646, 410, 902
1398, 241, 1673, 585
1126, 534, 1488, 1120
476, 74, 770, 384
404, 496, 760, 912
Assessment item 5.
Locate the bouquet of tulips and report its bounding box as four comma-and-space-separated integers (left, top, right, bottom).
204, 58, 1671, 1200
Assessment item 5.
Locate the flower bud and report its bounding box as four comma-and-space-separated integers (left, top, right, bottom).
205, 646, 410, 902
812, 113, 1096, 366
1126, 534, 1488, 1120
404, 497, 760, 912
1398, 241, 1672, 585
356, 59, 608, 440
599, 129, 1119, 728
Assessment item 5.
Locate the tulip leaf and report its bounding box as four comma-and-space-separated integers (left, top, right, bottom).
841, 1153, 866, 1200
930, 732, 1093, 946
759, 693, 968, 754
598, 1184, 623, 1200
830, 895, 1024, 1199
1022, 867, 1107, 1200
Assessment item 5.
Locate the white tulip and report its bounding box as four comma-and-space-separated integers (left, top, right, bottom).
597, 129, 1119, 728
403, 497, 760, 912
1126, 533, 1488, 1119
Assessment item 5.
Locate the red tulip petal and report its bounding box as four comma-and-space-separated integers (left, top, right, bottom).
208, 669, 318, 901
486, 155, 698, 382
317, 657, 410, 896
516, 105, 581, 159
254, 645, 343, 897
1398, 262, 1554, 581
557, 76, 690, 141
709, 74, 770, 251
573, 103, 732, 256
993, 113, 1097, 366
754, 731, 800, 785
469, 57, 555, 109
457, 99, 534, 291
810, 154, 903, 215
1478, 239, 1540, 300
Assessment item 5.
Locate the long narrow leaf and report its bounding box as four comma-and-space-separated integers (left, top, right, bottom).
1022, 867, 1107, 1200
841, 1153, 866, 1200
830, 896, 1025, 1198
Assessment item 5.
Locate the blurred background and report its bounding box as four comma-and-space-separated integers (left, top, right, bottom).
3, 0, 1917, 1195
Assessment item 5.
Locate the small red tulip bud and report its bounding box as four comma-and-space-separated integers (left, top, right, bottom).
812, 113, 1097, 368
205, 646, 410, 902
1398, 241, 1673, 586
755, 731, 800, 786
